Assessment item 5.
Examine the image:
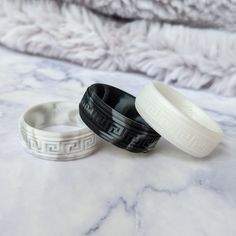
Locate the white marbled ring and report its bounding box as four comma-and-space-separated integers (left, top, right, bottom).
135, 81, 223, 158
19, 101, 97, 161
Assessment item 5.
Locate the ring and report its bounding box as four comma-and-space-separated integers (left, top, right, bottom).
79, 83, 161, 153
135, 81, 223, 158
19, 101, 97, 161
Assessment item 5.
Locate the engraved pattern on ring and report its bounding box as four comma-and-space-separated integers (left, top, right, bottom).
135, 81, 223, 157
80, 93, 159, 150
19, 101, 97, 160
21, 129, 96, 156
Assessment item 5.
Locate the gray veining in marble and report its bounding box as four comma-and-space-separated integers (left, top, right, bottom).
0, 46, 236, 236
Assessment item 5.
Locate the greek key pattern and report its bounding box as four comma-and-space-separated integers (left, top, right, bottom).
80, 93, 160, 152
137, 93, 212, 155
21, 129, 96, 157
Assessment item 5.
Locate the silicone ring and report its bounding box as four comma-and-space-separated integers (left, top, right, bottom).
135, 81, 223, 158
19, 101, 97, 161
79, 83, 161, 153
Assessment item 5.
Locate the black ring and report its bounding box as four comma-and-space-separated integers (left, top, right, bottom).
79, 83, 161, 153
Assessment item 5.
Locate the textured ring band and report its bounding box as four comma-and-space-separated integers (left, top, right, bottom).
19, 101, 97, 161
135, 81, 223, 158
79, 83, 161, 153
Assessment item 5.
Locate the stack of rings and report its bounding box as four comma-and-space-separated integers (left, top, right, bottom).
19, 81, 223, 160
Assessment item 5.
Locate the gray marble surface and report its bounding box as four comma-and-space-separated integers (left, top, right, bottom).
0, 46, 236, 236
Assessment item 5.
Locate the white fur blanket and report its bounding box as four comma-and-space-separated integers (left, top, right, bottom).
0, 0, 236, 96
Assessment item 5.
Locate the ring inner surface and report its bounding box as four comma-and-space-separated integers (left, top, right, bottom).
95, 84, 148, 125
155, 82, 222, 133
24, 103, 83, 132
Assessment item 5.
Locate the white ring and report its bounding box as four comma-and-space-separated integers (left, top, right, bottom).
135, 81, 223, 158
19, 101, 97, 161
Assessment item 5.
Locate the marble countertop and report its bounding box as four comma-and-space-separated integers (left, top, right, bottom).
0, 46, 236, 236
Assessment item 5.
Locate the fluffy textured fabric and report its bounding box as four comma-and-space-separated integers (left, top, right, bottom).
74, 0, 236, 31
0, 0, 236, 96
